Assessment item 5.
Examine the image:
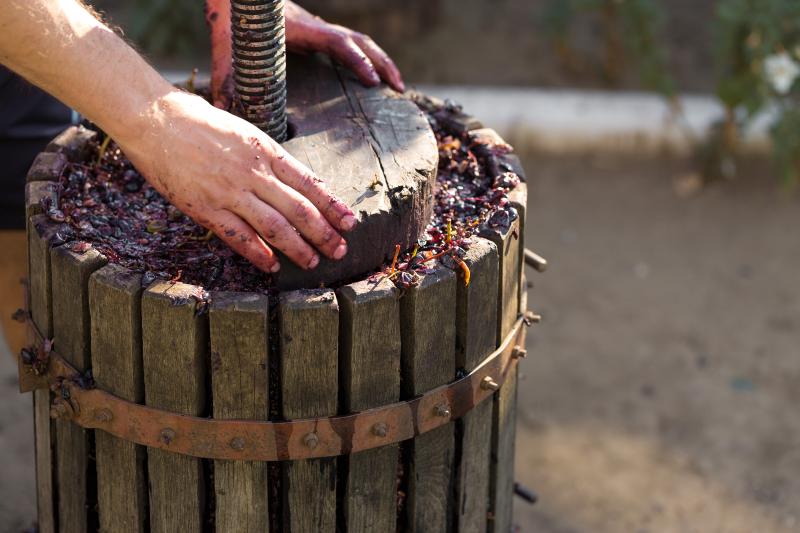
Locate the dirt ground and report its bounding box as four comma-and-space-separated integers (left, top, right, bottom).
2, 152, 800, 532
513, 152, 800, 533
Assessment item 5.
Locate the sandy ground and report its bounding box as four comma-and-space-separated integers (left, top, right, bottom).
513, 152, 800, 533
2, 153, 800, 532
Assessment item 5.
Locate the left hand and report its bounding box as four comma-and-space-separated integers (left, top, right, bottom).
205, 0, 405, 109
285, 2, 405, 92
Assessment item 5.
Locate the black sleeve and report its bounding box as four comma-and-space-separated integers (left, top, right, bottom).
0, 67, 73, 229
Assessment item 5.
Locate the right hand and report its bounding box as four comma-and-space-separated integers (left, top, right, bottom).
118, 89, 356, 274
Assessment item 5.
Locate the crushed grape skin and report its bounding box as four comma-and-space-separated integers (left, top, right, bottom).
55, 99, 520, 293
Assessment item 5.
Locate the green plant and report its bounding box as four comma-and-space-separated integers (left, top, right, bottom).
715, 0, 800, 183
544, 0, 800, 184
542, 0, 675, 98
128, 0, 208, 57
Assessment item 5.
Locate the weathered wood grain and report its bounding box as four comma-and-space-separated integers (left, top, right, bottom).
44, 125, 97, 163
209, 292, 270, 533
509, 182, 528, 314
488, 181, 528, 532
455, 238, 499, 533
480, 222, 521, 349
90, 264, 146, 533
337, 277, 401, 533
50, 244, 107, 533
142, 281, 208, 533
26, 152, 69, 183
400, 266, 457, 532
275, 54, 437, 289
27, 215, 56, 533
279, 289, 339, 532
482, 223, 522, 533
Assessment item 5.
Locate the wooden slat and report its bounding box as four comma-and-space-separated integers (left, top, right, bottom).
400, 266, 457, 532
27, 215, 56, 533
509, 182, 528, 314
90, 264, 146, 533
279, 289, 339, 532
142, 281, 208, 533
28, 123, 94, 533
490, 182, 528, 532
209, 292, 270, 533
44, 126, 97, 163
455, 238, 499, 533
481, 219, 522, 347
482, 222, 522, 533
26, 152, 68, 183
51, 245, 107, 533
337, 278, 401, 533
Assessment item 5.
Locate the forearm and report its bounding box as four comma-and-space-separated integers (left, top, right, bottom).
0, 0, 175, 145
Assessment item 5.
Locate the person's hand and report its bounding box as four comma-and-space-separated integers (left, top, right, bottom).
205, 0, 405, 108
119, 89, 357, 273
285, 2, 405, 92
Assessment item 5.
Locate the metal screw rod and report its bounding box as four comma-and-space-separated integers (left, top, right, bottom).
231, 0, 288, 141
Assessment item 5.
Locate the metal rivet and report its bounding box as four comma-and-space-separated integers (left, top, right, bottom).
435, 404, 451, 418
481, 376, 500, 391
160, 428, 176, 445
303, 432, 319, 449
93, 408, 113, 423
229, 437, 245, 451
511, 345, 527, 359
372, 423, 388, 438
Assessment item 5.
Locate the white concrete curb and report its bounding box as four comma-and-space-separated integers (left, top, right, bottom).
417, 86, 774, 155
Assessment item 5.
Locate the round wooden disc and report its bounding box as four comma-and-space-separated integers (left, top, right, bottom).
277, 54, 437, 289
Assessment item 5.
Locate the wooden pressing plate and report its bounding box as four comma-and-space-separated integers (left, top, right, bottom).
277, 54, 438, 288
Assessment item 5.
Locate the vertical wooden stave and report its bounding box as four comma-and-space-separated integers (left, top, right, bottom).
455, 238, 499, 533
487, 181, 528, 532
337, 278, 401, 533
482, 219, 523, 533
27, 215, 57, 533
400, 266, 457, 532
27, 121, 94, 533
50, 245, 107, 533
90, 264, 146, 533
209, 292, 270, 533
508, 182, 528, 316
142, 281, 208, 533
279, 289, 339, 532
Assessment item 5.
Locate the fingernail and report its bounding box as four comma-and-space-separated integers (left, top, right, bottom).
333, 242, 347, 260
341, 215, 357, 231
307, 255, 320, 270
397, 80, 406, 92
270, 262, 281, 273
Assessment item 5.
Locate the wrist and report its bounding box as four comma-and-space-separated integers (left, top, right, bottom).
101, 75, 180, 147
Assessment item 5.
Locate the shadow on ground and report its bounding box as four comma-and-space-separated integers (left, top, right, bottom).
514, 152, 800, 533
2, 152, 799, 532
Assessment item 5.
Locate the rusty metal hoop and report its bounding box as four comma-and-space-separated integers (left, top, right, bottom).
16, 311, 529, 462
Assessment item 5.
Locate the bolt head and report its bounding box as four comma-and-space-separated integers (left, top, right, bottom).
481, 376, 500, 391
372, 423, 388, 438
160, 428, 176, 445
524, 311, 542, 324
303, 432, 319, 449
93, 408, 113, 423
511, 345, 527, 359
435, 404, 451, 418
229, 437, 246, 451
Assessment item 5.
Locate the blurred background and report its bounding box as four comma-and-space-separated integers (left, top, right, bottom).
2, 1, 800, 531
